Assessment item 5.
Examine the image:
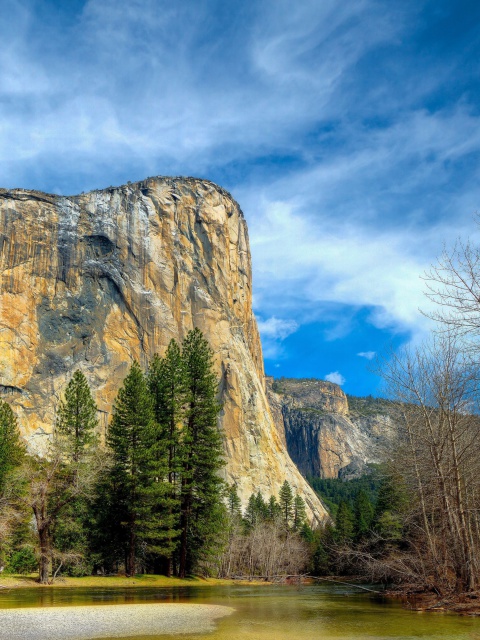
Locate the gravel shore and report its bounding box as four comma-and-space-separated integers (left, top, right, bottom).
0, 603, 235, 639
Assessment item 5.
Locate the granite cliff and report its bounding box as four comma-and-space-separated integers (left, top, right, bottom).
267, 377, 395, 479
0, 177, 327, 521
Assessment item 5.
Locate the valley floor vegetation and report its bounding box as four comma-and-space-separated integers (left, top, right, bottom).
0, 329, 311, 584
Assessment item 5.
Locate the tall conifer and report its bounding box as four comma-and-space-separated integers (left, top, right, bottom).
178, 328, 224, 577
147, 343, 185, 572
107, 361, 154, 576
279, 480, 294, 529
0, 400, 24, 493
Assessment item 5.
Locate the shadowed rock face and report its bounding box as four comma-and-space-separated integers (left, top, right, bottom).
267, 378, 395, 479
0, 176, 327, 521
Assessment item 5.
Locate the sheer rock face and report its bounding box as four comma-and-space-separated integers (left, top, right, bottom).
267, 378, 394, 479
0, 177, 327, 521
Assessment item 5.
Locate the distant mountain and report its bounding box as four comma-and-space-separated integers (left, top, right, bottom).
266, 377, 398, 479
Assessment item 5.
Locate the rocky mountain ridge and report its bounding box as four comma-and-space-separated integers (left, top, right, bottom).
266, 377, 396, 479
0, 176, 327, 521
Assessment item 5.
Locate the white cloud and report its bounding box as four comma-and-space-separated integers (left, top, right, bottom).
257, 316, 299, 340
257, 316, 299, 360
357, 351, 376, 360
325, 371, 346, 385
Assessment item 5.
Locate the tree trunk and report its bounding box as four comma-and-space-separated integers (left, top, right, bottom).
126, 518, 136, 577
179, 479, 191, 578
38, 526, 50, 584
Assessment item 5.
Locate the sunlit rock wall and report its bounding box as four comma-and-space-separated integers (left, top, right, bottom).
0, 177, 327, 522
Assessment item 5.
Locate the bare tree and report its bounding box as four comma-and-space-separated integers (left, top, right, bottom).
24, 442, 104, 584
424, 237, 480, 343
379, 334, 480, 593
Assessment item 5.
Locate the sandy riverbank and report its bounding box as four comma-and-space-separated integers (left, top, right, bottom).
0, 602, 234, 639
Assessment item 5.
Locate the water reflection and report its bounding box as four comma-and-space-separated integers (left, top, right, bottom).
1, 584, 479, 640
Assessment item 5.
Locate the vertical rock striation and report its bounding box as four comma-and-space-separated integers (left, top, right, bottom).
0, 177, 327, 521
267, 377, 395, 479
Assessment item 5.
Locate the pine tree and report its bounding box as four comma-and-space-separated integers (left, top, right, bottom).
255, 491, 269, 521
227, 484, 242, 520
293, 494, 307, 531
50, 371, 101, 575
244, 493, 258, 530
354, 489, 374, 539
55, 370, 98, 466
107, 361, 155, 577
147, 344, 185, 574
279, 480, 294, 529
0, 400, 24, 493
334, 500, 354, 542
178, 328, 224, 577
0, 401, 25, 570
267, 495, 281, 521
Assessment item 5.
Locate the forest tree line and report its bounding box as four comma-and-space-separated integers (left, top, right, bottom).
0, 328, 312, 583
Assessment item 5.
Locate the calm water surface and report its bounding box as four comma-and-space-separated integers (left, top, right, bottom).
1, 584, 479, 640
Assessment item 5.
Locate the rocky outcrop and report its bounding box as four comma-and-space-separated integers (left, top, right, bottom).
267, 378, 395, 479
0, 177, 327, 521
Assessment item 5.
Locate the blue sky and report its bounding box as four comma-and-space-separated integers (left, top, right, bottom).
2, 0, 480, 395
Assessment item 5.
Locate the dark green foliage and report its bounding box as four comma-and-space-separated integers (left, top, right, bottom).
373, 475, 408, 541
56, 370, 98, 465
334, 501, 354, 542
243, 491, 273, 529
268, 495, 281, 521
52, 371, 99, 576
144, 344, 185, 573
6, 547, 37, 574
279, 480, 294, 528
308, 465, 381, 518
293, 494, 307, 531
227, 484, 242, 519
244, 493, 259, 529
0, 400, 24, 492
107, 361, 155, 576
354, 489, 374, 539
178, 328, 224, 577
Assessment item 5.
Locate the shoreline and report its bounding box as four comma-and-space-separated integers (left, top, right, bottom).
0, 574, 270, 590
383, 588, 480, 616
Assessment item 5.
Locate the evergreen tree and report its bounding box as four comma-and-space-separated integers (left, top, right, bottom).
107, 361, 155, 576
244, 493, 258, 530
0, 401, 25, 570
178, 328, 224, 577
146, 344, 185, 574
279, 480, 294, 529
227, 484, 242, 520
354, 489, 374, 539
0, 400, 24, 493
334, 500, 354, 542
373, 475, 407, 541
52, 370, 100, 575
267, 495, 281, 521
255, 491, 269, 520
293, 494, 307, 531
55, 370, 98, 466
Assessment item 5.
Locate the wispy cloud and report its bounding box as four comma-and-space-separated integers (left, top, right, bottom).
257, 316, 299, 359
325, 371, 346, 386
358, 351, 376, 360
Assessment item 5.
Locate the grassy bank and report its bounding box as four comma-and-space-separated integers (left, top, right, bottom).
0, 574, 247, 590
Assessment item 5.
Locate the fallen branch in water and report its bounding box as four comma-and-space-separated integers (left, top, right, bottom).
309, 576, 382, 594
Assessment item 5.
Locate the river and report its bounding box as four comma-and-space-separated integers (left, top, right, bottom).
1, 584, 479, 640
